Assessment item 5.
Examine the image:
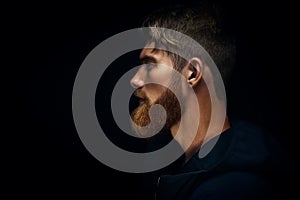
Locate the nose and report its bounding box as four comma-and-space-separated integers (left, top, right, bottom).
130, 67, 145, 88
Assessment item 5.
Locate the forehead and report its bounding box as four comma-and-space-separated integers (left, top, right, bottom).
139, 42, 168, 61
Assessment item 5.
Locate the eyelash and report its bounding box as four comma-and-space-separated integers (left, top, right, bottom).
146, 63, 157, 69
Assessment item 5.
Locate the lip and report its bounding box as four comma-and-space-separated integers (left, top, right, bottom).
134, 90, 146, 105
139, 98, 145, 105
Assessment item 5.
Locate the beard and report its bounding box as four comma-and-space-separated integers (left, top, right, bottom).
131, 83, 182, 137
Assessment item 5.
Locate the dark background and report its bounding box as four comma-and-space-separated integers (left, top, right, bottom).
19, 0, 297, 199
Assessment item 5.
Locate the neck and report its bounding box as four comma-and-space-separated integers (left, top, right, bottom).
170, 83, 230, 162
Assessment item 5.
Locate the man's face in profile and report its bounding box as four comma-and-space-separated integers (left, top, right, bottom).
130, 44, 182, 136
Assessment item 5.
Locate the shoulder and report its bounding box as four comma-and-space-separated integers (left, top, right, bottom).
189, 171, 271, 200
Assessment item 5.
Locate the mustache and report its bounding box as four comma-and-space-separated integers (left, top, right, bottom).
134, 89, 147, 99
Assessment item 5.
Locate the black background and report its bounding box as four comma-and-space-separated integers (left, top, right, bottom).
19, 0, 297, 199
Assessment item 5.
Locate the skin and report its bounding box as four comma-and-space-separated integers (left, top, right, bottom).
130, 43, 230, 162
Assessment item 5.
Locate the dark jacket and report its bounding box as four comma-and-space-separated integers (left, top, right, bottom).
142, 120, 288, 200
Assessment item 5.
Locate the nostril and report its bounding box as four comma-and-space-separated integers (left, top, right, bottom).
130, 78, 137, 88
130, 78, 144, 88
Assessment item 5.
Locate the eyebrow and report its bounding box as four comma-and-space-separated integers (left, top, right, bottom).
140, 55, 157, 64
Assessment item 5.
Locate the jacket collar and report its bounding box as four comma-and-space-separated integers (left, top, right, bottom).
155, 120, 273, 200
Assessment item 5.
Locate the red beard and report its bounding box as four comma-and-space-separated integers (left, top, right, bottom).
131, 85, 181, 137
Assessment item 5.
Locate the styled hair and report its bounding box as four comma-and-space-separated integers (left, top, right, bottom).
142, 2, 236, 85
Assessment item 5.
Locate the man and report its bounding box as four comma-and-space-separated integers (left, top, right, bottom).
129, 3, 285, 200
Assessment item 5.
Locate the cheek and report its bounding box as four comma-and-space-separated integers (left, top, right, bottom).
144, 84, 166, 104
145, 64, 174, 104
147, 65, 173, 85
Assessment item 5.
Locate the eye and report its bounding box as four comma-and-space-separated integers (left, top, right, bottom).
146, 62, 157, 70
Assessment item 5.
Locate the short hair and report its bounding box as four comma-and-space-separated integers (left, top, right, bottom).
142, 2, 236, 85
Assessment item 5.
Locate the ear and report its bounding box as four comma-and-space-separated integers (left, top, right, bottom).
182, 57, 204, 88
